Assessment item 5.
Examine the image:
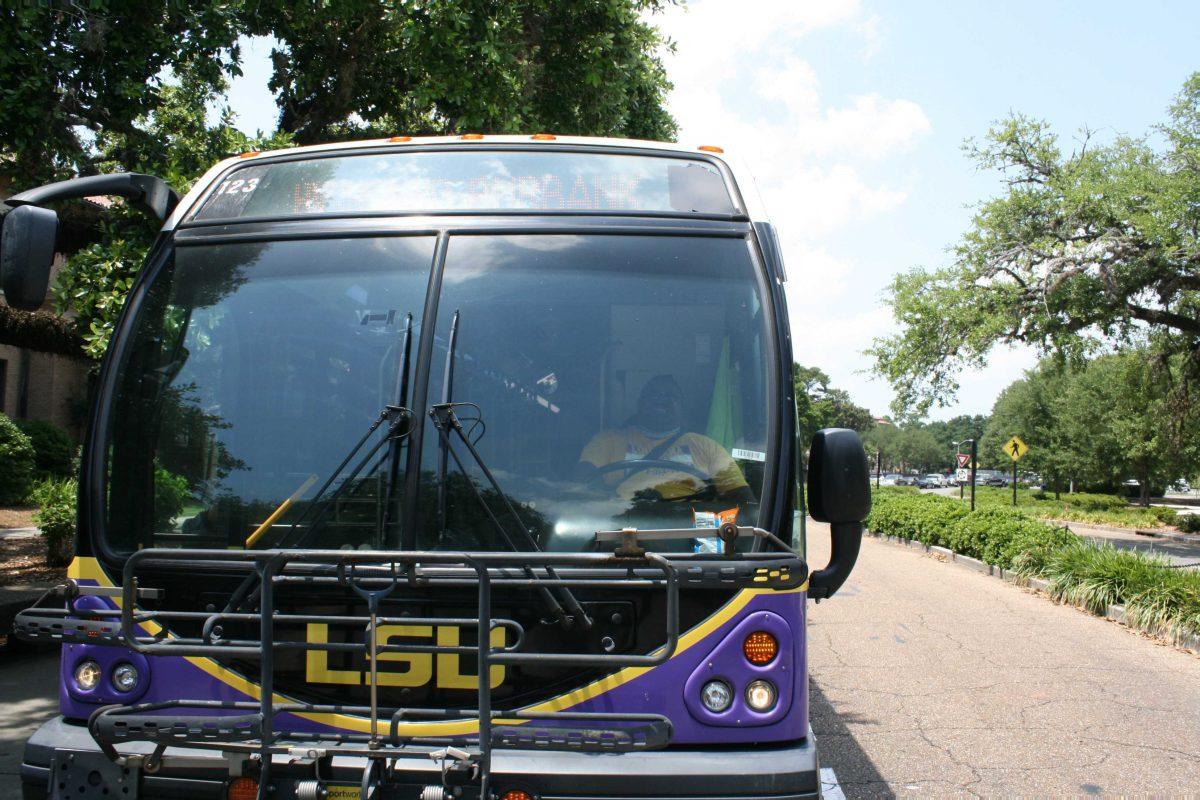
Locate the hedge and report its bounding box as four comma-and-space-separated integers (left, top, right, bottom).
866, 488, 1076, 570
867, 486, 1200, 638
14, 418, 74, 478
0, 412, 36, 504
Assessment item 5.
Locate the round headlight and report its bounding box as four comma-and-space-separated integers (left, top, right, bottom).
745, 679, 777, 712
74, 659, 102, 691
700, 679, 733, 713
111, 662, 140, 693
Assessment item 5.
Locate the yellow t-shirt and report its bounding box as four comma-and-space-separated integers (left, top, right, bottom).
579, 429, 749, 500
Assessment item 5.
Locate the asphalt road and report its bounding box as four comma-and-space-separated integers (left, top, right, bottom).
807, 520, 1200, 797
0, 647, 59, 795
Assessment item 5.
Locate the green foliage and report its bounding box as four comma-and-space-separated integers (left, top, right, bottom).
1025, 541, 1200, 637
793, 363, 874, 445
978, 352, 1200, 505
871, 74, 1200, 417
254, 0, 677, 144
29, 477, 77, 567
869, 486, 1200, 638
51, 80, 293, 359
1178, 514, 1200, 534
862, 421, 952, 473
153, 466, 191, 533
923, 414, 989, 464
13, 419, 74, 479
6, 2, 677, 361
0, 412, 36, 504
970, 485, 1172, 529
866, 487, 1076, 569
0, 4, 246, 188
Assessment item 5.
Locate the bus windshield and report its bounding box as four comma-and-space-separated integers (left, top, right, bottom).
102, 233, 772, 554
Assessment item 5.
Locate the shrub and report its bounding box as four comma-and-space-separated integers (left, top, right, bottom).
867, 487, 1078, 570
1151, 507, 1178, 525
1179, 514, 1200, 534
1029, 541, 1200, 636
14, 418, 74, 478
29, 477, 77, 567
0, 412, 36, 504
1063, 492, 1129, 512
867, 484, 1200, 638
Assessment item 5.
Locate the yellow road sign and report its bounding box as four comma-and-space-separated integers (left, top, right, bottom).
1003, 435, 1029, 462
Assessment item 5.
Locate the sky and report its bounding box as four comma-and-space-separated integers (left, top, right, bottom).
221, 2, 1200, 421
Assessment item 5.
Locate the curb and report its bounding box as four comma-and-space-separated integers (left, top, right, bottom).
864, 529, 1200, 657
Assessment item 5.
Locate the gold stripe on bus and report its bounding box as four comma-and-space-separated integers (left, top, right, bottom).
67, 556, 806, 735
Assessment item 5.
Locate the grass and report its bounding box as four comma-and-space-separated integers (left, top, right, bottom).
1020, 541, 1200, 638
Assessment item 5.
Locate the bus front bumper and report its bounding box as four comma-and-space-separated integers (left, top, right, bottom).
22, 717, 821, 800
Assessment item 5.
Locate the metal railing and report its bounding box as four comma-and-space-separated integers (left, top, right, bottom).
18, 532, 806, 798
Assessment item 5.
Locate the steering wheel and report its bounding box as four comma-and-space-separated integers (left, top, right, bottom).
588, 458, 716, 493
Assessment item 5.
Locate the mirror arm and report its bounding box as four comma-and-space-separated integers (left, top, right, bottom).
807, 521, 863, 599
7, 173, 179, 221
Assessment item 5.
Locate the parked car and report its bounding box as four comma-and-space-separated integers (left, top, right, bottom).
924, 473, 947, 487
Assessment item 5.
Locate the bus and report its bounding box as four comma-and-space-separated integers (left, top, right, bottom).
4, 136, 870, 800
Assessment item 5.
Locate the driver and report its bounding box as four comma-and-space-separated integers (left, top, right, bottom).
576, 374, 753, 503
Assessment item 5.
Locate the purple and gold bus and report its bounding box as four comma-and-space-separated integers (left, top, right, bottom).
5, 136, 869, 800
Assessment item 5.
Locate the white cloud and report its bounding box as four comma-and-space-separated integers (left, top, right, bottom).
649, 2, 936, 413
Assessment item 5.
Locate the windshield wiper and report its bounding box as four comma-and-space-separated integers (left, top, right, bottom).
381, 313, 415, 547
222, 404, 410, 613
224, 313, 416, 613
430, 402, 592, 630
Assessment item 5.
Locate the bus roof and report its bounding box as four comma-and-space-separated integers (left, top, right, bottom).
165, 135, 770, 230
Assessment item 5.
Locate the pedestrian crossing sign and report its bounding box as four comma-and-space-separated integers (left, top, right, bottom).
1003, 436, 1029, 462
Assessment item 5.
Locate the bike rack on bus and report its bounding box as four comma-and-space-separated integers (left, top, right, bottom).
17, 533, 806, 799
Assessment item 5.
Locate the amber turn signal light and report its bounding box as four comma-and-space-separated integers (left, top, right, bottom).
227, 776, 259, 800
743, 631, 778, 665
501, 790, 535, 800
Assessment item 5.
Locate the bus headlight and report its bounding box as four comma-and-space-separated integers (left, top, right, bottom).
700, 679, 733, 712
745, 679, 777, 712
74, 659, 102, 691
111, 662, 140, 693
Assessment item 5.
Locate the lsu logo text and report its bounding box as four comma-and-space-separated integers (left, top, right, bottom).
305, 624, 506, 689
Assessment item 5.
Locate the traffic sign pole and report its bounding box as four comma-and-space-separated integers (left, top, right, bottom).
970, 438, 977, 512
1013, 457, 1018, 506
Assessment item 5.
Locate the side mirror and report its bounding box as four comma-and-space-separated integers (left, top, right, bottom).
1, 205, 58, 310
807, 428, 870, 599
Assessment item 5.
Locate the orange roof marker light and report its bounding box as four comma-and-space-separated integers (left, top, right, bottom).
698, 145, 724, 153
238, 151, 261, 159
460, 133, 485, 140
531, 133, 557, 141
388, 135, 412, 143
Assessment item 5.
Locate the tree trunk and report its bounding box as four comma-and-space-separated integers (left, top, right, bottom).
0, 306, 88, 359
